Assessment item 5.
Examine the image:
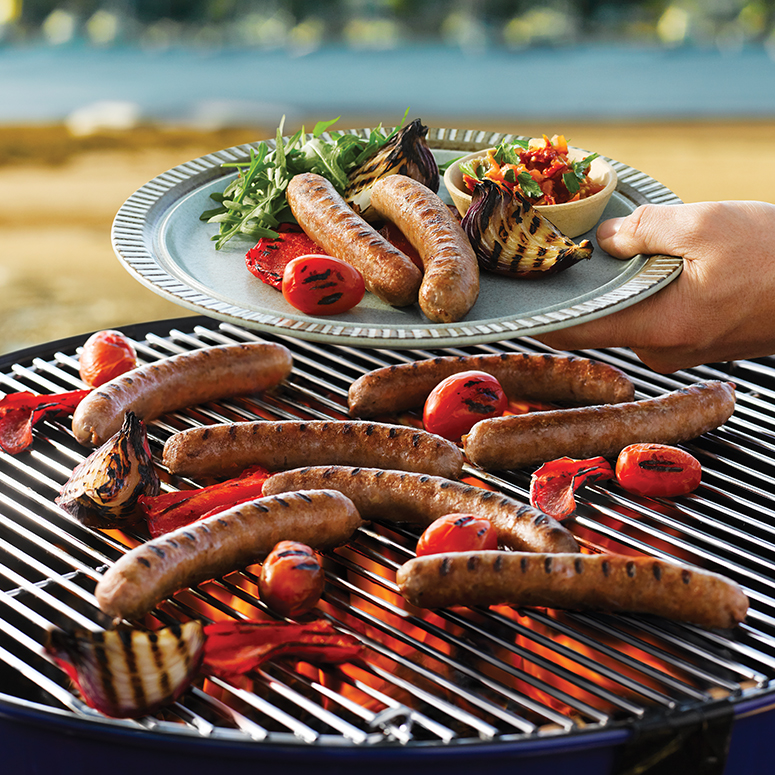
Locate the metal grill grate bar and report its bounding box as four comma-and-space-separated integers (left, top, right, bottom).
0, 319, 774, 750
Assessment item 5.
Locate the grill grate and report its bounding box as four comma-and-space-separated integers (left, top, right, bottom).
1, 317, 775, 750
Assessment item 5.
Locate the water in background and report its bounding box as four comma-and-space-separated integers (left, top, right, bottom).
3, 0, 775, 130
2, 41, 775, 132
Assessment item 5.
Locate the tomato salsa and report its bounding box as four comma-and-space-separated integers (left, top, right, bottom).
460, 134, 603, 206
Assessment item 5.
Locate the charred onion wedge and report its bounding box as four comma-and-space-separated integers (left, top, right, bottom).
56, 411, 160, 529
343, 118, 439, 220
45, 621, 204, 718
462, 179, 593, 277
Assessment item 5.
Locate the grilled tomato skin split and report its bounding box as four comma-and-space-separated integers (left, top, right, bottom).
615, 443, 702, 497
259, 540, 325, 618
281, 254, 365, 316
423, 370, 507, 442
416, 513, 499, 556
79, 330, 137, 388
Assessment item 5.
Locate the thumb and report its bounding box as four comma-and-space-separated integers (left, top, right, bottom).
596, 204, 681, 260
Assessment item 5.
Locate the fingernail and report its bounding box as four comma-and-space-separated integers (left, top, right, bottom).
596, 217, 624, 242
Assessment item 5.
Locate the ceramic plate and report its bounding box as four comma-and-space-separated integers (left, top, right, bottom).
111, 127, 682, 349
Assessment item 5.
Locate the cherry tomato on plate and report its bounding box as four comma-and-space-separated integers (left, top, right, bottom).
615, 443, 702, 497
281, 254, 365, 316
259, 540, 325, 617
78, 330, 137, 388
416, 513, 499, 557
423, 370, 507, 442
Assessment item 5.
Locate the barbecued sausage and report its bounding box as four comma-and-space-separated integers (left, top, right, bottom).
348, 352, 635, 418
370, 175, 479, 323
162, 419, 464, 479
72, 342, 292, 447
286, 172, 422, 307
396, 550, 749, 630
95, 489, 363, 620
263, 466, 579, 554
464, 380, 736, 471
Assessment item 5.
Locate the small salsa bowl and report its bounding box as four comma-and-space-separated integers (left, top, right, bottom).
443, 146, 618, 238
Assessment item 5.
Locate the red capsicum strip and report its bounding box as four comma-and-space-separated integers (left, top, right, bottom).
201, 619, 364, 680
138, 464, 271, 537
0, 389, 91, 454
529, 456, 614, 520
245, 225, 325, 290
245, 221, 424, 289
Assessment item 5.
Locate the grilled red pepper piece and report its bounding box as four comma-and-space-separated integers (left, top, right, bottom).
245, 225, 326, 289
0, 389, 91, 454
246, 222, 424, 289
139, 464, 271, 537
202, 619, 363, 680
615, 443, 702, 497
529, 456, 614, 520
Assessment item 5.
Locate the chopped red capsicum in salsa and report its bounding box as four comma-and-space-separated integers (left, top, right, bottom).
461, 134, 603, 206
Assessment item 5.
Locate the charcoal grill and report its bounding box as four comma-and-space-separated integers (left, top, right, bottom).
1, 315, 774, 774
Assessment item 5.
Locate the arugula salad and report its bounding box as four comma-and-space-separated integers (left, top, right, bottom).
200, 114, 408, 250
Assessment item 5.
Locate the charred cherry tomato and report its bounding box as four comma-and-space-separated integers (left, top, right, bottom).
78, 330, 137, 388
416, 513, 499, 557
615, 443, 702, 497
423, 370, 507, 442
259, 540, 325, 618
281, 254, 365, 316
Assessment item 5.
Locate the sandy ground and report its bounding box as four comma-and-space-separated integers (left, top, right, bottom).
1, 117, 774, 357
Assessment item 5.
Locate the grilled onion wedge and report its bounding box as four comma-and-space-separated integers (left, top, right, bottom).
343, 118, 439, 220
462, 179, 594, 277
46, 621, 205, 718
56, 411, 160, 529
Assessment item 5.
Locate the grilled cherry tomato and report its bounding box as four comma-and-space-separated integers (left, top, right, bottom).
258, 540, 325, 618
423, 370, 507, 442
281, 254, 365, 316
416, 513, 499, 557
78, 330, 137, 388
615, 443, 702, 497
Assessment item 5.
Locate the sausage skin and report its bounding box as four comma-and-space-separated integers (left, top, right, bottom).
286, 172, 422, 307
464, 380, 736, 471
370, 175, 479, 323
263, 465, 579, 554
396, 551, 749, 630
348, 352, 635, 418
95, 489, 363, 620
163, 419, 464, 479
72, 342, 293, 447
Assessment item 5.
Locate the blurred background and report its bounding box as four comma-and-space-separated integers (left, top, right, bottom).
1, 0, 775, 355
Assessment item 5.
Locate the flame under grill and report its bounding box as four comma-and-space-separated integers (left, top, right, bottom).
1, 317, 775, 759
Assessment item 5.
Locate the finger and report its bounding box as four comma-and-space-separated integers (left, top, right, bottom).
596, 204, 696, 260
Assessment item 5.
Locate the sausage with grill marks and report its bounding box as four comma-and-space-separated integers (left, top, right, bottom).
95, 489, 363, 621
348, 352, 635, 418
162, 420, 464, 479
262, 466, 579, 554
396, 550, 749, 630
286, 173, 422, 307
369, 175, 479, 323
72, 342, 293, 447
464, 380, 736, 471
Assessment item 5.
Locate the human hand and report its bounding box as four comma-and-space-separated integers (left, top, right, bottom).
534, 200, 775, 372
